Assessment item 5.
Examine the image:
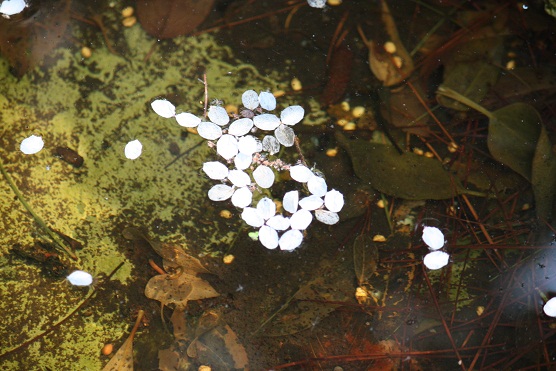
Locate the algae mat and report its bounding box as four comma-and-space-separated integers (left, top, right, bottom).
0, 23, 288, 370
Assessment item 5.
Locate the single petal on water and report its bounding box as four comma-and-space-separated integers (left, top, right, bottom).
324, 189, 344, 212
175, 112, 201, 128
315, 209, 339, 225
423, 251, 450, 270
283, 190, 299, 213
231, 186, 253, 208
20, 135, 44, 155
259, 91, 276, 111
262, 135, 280, 155
228, 169, 251, 187
234, 153, 252, 170
151, 99, 176, 118
289, 164, 313, 183
208, 184, 234, 201
274, 124, 295, 147
422, 226, 445, 250
257, 197, 276, 220
237, 135, 260, 155
197, 121, 223, 140
266, 215, 290, 231
280, 105, 304, 126
259, 225, 279, 249
279, 229, 303, 251
208, 105, 230, 126
125, 139, 143, 160
217, 134, 239, 160
253, 113, 281, 131
67, 270, 93, 286
253, 165, 275, 188
241, 207, 264, 227
242, 90, 259, 110
298, 195, 324, 211
202, 161, 229, 180
290, 209, 313, 230
228, 118, 254, 136
307, 174, 327, 197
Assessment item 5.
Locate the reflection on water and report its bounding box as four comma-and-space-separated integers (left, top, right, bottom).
0, 0, 555, 370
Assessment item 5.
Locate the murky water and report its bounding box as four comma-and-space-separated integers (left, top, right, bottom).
0, 1, 555, 370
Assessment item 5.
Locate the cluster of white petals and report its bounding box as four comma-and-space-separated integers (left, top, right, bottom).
151, 89, 345, 251
422, 226, 449, 270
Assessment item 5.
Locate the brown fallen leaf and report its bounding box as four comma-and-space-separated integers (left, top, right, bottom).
102, 310, 144, 371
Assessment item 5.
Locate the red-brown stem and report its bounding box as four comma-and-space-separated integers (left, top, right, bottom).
148, 259, 166, 275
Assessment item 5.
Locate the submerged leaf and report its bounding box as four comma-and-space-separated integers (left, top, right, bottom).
102, 310, 144, 371
137, 0, 214, 39
336, 133, 466, 200
353, 234, 379, 286
531, 127, 556, 221
145, 273, 219, 310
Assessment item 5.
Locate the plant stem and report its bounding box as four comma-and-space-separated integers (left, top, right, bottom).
436, 86, 493, 119
0, 157, 77, 260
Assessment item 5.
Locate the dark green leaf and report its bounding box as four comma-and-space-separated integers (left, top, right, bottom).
531, 127, 556, 220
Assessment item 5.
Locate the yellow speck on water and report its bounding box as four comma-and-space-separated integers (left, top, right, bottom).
424, 151, 434, 158
273, 89, 286, 97
476, 306, 485, 316
219, 209, 232, 219
351, 106, 365, 118
384, 41, 396, 54
327, 0, 342, 5
326, 148, 338, 157
373, 234, 386, 242
121, 6, 134, 18
336, 118, 348, 127
413, 147, 424, 156
81, 47, 92, 59
343, 122, 356, 131
290, 78, 302, 91
122, 16, 137, 27
392, 56, 403, 68
447, 141, 459, 153
225, 104, 238, 116
376, 199, 387, 208
340, 101, 350, 112
223, 254, 235, 264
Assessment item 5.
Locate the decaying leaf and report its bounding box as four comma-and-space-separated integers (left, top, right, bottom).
145, 272, 219, 310
336, 132, 470, 200
187, 310, 222, 358
193, 323, 249, 369
353, 234, 379, 286
136, 0, 214, 39
102, 310, 144, 371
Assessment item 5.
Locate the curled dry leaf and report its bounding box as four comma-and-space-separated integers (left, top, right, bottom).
136, 0, 215, 39
144, 273, 219, 310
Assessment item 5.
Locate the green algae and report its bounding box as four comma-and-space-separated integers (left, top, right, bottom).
0, 12, 295, 370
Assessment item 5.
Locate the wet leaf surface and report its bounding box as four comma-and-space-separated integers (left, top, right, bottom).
531, 127, 556, 221
102, 310, 144, 371
144, 272, 219, 309
336, 132, 466, 200
136, 0, 214, 39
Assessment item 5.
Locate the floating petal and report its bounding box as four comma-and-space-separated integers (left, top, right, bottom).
197, 121, 223, 140
151, 99, 176, 118
262, 135, 280, 155
231, 187, 252, 208
257, 197, 276, 220
234, 153, 252, 170
228, 118, 254, 136
259, 91, 276, 111
175, 112, 201, 127
242, 90, 259, 110
253, 165, 275, 188
543, 297, 556, 317
280, 105, 304, 126
208, 184, 234, 201
279, 230, 303, 251
274, 124, 295, 147
259, 225, 279, 249
124, 139, 142, 160
298, 195, 324, 210
253, 113, 281, 131
20, 135, 44, 155
315, 209, 339, 225
208, 105, 230, 126
289, 164, 313, 183
202, 161, 229, 180
228, 169, 251, 187
241, 207, 264, 227
67, 270, 93, 286
283, 190, 299, 213
237, 135, 260, 155
266, 215, 291, 231
422, 226, 445, 250
324, 189, 344, 212
307, 174, 327, 197
290, 209, 313, 230
423, 251, 450, 270
217, 134, 239, 160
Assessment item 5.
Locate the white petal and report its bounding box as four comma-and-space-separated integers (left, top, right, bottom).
290, 209, 313, 230
289, 164, 313, 183
241, 207, 264, 227
298, 195, 324, 210
228, 118, 254, 136
259, 91, 276, 111
234, 153, 252, 170
124, 139, 142, 160
208, 184, 234, 201
20, 135, 44, 155
202, 161, 229, 180
231, 186, 252, 208
208, 105, 230, 126
253, 113, 281, 131
315, 209, 339, 225
253, 165, 275, 188
151, 99, 176, 118
283, 190, 299, 213
266, 215, 290, 231
307, 0, 326, 9
324, 189, 344, 212
257, 197, 276, 220
274, 124, 295, 147
262, 135, 280, 155
259, 225, 279, 249
228, 169, 251, 187
422, 226, 445, 250
280, 105, 304, 126
279, 229, 303, 251
423, 251, 450, 270
175, 112, 201, 127
217, 134, 239, 160
543, 297, 556, 317
307, 175, 327, 197
0, 0, 26, 16
67, 270, 93, 286
242, 90, 259, 110
197, 121, 223, 140
237, 135, 260, 155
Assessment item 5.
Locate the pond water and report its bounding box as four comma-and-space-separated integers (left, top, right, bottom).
0, 0, 555, 370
